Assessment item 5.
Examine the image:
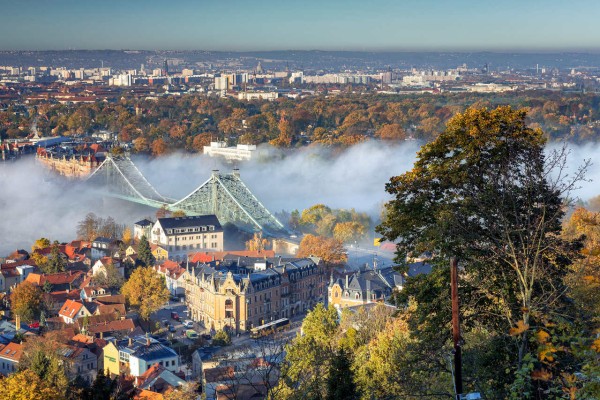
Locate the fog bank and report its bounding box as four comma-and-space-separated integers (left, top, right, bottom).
0, 140, 598, 256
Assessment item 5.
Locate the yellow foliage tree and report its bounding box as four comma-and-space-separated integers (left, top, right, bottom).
297, 234, 347, 266
11, 281, 46, 323
121, 266, 170, 320
333, 221, 366, 244
245, 232, 269, 252
122, 227, 132, 245
0, 369, 62, 400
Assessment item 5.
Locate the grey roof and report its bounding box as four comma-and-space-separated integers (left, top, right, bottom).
133, 343, 177, 361
157, 215, 223, 232
134, 219, 154, 227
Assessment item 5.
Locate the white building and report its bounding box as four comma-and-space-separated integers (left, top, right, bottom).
0, 342, 22, 376
150, 215, 224, 261
238, 91, 279, 101
203, 141, 257, 161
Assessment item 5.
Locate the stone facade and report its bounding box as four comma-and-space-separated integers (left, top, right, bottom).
183, 257, 325, 333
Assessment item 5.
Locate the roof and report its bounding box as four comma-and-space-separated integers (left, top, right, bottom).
134, 389, 164, 400
0, 342, 23, 362
189, 250, 275, 264
204, 366, 235, 383
157, 215, 222, 232
86, 319, 135, 335
134, 219, 154, 227
94, 294, 126, 305
96, 304, 126, 316
132, 343, 177, 362
25, 271, 84, 286
59, 299, 85, 319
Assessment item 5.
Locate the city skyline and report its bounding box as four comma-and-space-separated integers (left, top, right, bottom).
2, 0, 600, 52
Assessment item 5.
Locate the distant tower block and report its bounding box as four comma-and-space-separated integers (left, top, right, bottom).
256, 61, 263, 74
163, 59, 169, 76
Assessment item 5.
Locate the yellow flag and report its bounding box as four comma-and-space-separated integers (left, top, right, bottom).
374, 238, 382, 247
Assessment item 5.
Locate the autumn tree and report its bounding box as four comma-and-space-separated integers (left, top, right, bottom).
19, 335, 69, 397
11, 281, 46, 323
245, 232, 269, 252
297, 234, 347, 266
121, 227, 132, 245
375, 123, 406, 140
377, 106, 587, 396
0, 369, 62, 400
332, 221, 366, 244
121, 266, 170, 320
31, 237, 50, 252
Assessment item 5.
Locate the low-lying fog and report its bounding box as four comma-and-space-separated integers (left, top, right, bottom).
0, 140, 598, 256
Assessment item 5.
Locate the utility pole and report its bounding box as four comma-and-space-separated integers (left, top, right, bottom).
451, 257, 463, 398
451, 257, 463, 399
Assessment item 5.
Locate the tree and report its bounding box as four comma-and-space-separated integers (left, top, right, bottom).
245, 232, 269, 252
0, 369, 62, 400
42, 242, 66, 274
297, 234, 347, 266
275, 304, 339, 399
164, 382, 199, 400
332, 221, 366, 244
92, 261, 125, 291
171, 210, 186, 217
77, 212, 99, 241
212, 330, 231, 346
10, 281, 46, 323
19, 336, 69, 397
121, 266, 169, 320
377, 106, 586, 396
136, 235, 155, 267
375, 123, 406, 140
31, 237, 50, 252
121, 227, 132, 245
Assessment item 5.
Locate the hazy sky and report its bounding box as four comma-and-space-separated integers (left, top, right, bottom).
1, 0, 599, 51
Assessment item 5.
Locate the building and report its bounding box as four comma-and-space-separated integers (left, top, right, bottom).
61, 345, 97, 384
0, 342, 22, 375
59, 299, 94, 324
134, 219, 154, 241
154, 260, 186, 296
203, 142, 257, 161
150, 215, 224, 260
104, 335, 179, 377
328, 262, 431, 309
183, 256, 324, 333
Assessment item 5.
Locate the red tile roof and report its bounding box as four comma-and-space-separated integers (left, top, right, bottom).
0, 342, 23, 362
189, 250, 275, 264
25, 271, 84, 286
59, 299, 85, 319
86, 319, 135, 335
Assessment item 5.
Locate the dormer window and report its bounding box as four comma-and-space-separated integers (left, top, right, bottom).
209, 226, 215, 231
202, 227, 207, 232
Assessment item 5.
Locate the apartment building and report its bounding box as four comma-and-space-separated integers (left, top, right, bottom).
183, 256, 325, 333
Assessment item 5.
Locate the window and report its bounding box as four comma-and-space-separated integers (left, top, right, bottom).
209, 226, 215, 231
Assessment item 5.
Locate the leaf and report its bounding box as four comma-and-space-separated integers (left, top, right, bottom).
509, 320, 529, 336
531, 369, 552, 381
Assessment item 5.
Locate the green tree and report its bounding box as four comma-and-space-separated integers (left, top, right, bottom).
43, 242, 66, 274
276, 304, 339, 399
377, 106, 586, 397
121, 266, 169, 320
92, 261, 125, 291
136, 235, 155, 267
212, 330, 231, 346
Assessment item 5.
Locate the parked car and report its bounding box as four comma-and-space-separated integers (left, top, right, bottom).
168, 324, 176, 333
182, 320, 194, 328
201, 334, 212, 341
186, 329, 199, 340
171, 312, 180, 321
162, 319, 169, 326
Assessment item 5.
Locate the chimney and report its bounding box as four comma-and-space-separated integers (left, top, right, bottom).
128, 337, 133, 347
146, 333, 150, 346
345, 274, 349, 288
15, 314, 20, 329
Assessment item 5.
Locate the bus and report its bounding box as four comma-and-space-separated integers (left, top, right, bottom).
250, 318, 290, 339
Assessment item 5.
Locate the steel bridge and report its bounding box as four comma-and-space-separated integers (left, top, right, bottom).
87, 155, 287, 236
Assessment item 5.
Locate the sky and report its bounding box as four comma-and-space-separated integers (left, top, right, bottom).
1, 0, 600, 51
